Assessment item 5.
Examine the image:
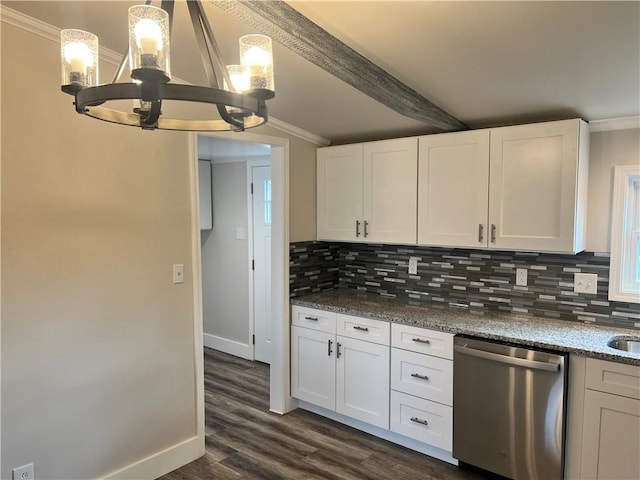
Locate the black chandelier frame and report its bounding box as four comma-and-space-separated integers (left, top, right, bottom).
61, 0, 275, 131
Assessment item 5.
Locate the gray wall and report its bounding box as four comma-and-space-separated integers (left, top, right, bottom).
201, 161, 251, 346
2, 23, 197, 478
587, 127, 640, 252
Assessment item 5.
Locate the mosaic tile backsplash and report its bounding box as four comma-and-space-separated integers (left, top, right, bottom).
290, 241, 640, 330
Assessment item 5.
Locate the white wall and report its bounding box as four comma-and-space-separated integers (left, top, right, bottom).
587, 128, 640, 252
1, 22, 200, 479
201, 160, 252, 354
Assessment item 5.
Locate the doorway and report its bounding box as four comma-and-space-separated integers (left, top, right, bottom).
193, 131, 291, 414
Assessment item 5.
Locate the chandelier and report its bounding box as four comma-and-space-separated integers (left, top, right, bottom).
60, 0, 275, 131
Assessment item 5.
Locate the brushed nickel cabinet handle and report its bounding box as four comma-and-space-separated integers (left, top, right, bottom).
478, 223, 484, 243
491, 224, 496, 243
410, 417, 429, 426
410, 373, 429, 381
356, 220, 361, 237
305, 316, 318, 321
364, 220, 369, 237
412, 337, 431, 345
353, 326, 369, 332
327, 339, 333, 356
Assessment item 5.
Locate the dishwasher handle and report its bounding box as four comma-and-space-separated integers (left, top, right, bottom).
454, 344, 560, 372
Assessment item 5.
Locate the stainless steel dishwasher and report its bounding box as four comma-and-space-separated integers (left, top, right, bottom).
453, 336, 567, 480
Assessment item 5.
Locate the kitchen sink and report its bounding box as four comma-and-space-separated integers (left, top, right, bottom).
607, 336, 640, 353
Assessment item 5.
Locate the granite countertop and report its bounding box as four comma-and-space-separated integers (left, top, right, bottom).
290, 290, 640, 366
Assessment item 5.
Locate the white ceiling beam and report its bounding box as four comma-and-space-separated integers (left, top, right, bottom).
211, 0, 468, 132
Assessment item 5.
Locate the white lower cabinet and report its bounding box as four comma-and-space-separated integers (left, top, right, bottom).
580, 390, 640, 479
291, 307, 390, 429
390, 323, 454, 454
291, 305, 456, 461
336, 336, 390, 428
566, 356, 640, 480
291, 326, 336, 410
390, 391, 453, 451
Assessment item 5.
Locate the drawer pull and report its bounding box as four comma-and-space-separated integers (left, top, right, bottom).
353, 326, 369, 332
337, 342, 342, 359
327, 339, 333, 357
410, 417, 429, 426
412, 337, 431, 345
410, 373, 429, 381
304, 316, 318, 321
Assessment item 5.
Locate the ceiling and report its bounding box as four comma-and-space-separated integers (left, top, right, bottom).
4, 0, 639, 144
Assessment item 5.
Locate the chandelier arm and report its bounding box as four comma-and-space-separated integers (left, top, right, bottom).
187, 0, 221, 89
194, 0, 233, 91
216, 104, 245, 131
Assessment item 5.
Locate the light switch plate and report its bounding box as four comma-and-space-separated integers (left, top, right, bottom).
173, 264, 184, 284
574, 273, 598, 294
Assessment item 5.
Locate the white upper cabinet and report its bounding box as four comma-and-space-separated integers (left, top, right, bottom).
363, 138, 418, 244
488, 119, 589, 253
317, 144, 364, 242
317, 138, 418, 244
417, 119, 589, 253
418, 130, 490, 248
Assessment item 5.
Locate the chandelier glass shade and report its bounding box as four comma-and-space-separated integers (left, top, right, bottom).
60, 0, 275, 132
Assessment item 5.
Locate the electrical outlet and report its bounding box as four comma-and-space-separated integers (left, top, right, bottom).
408, 257, 419, 275
516, 268, 528, 286
12, 463, 34, 480
173, 264, 184, 284
574, 273, 598, 294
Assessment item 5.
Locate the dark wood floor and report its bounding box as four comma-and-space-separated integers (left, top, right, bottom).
160, 348, 487, 479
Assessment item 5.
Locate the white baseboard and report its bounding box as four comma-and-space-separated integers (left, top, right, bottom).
298, 401, 458, 466
102, 435, 203, 480
203, 333, 252, 360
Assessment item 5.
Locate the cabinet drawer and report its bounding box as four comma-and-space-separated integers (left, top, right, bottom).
391, 349, 452, 405
337, 314, 390, 345
291, 306, 336, 334
391, 324, 453, 359
586, 358, 640, 400
390, 391, 452, 451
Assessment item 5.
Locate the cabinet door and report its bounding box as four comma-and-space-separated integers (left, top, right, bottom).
580, 389, 640, 479
488, 119, 587, 253
291, 326, 336, 410
363, 138, 418, 244
418, 131, 490, 247
336, 336, 390, 428
317, 144, 364, 241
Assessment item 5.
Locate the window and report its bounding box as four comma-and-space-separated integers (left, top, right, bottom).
609, 165, 640, 303
263, 179, 272, 225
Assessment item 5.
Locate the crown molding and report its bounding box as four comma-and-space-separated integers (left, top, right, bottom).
267, 117, 331, 146
1, 5, 330, 146
589, 116, 640, 132
0, 5, 122, 65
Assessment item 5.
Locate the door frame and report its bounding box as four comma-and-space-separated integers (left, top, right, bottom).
191, 130, 293, 415
246, 158, 271, 362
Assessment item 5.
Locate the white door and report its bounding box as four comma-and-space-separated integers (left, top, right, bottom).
252, 165, 272, 364
291, 326, 336, 410
335, 336, 390, 428
418, 131, 490, 248
317, 144, 364, 241
363, 138, 418, 244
